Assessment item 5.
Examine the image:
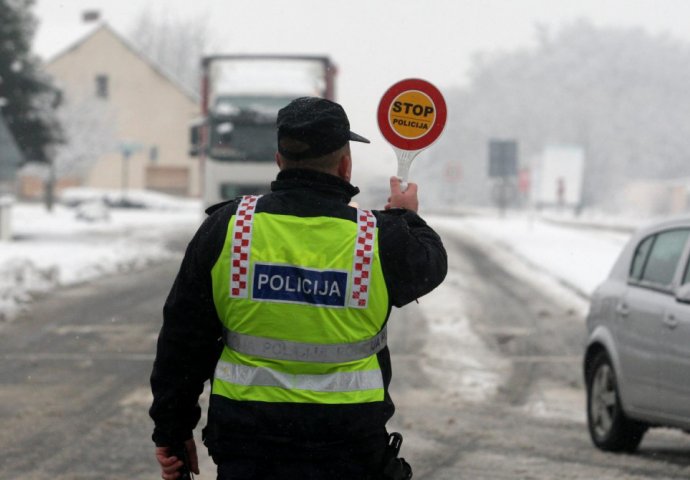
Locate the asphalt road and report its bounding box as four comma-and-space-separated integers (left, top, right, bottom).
390, 225, 690, 479
1, 221, 690, 479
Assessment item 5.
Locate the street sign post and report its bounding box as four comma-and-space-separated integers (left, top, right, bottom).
488, 139, 518, 178
377, 78, 447, 190
118, 141, 144, 200
487, 139, 519, 215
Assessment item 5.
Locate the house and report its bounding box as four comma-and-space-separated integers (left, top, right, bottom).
0, 112, 24, 196
28, 23, 200, 198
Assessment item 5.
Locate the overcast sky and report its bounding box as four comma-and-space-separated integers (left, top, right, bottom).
32, 0, 690, 181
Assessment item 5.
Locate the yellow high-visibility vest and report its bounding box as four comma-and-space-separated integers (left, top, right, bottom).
210, 195, 390, 404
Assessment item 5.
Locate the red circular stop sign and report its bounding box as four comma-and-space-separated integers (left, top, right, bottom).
377, 78, 447, 151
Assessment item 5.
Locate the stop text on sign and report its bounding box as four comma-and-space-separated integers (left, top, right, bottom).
389, 91, 436, 140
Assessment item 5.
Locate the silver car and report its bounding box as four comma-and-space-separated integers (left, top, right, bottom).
584, 216, 690, 452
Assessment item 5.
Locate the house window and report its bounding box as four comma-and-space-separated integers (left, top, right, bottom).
95, 74, 109, 99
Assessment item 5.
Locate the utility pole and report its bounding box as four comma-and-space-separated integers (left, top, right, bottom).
118, 142, 143, 204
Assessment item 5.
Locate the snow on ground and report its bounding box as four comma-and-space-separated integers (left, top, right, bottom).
0, 194, 638, 407
419, 212, 635, 406
0, 190, 202, 323
417, 268, 510, 403
429, 213, 632, 298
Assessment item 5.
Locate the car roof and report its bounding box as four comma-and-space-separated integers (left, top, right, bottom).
636, 214, 690, 238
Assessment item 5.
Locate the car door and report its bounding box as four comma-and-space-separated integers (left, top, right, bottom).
658, 240, 690, 421
617, 229, 690, 412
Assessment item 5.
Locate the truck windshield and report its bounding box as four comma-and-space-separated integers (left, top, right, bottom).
209, 121, 276, 162
209, 95, 293, 162
205, 57, 330, 163
214, 95, 295, 117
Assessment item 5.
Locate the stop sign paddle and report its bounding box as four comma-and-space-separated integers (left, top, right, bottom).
377, 78, 447, 190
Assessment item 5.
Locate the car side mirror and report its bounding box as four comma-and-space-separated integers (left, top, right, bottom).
675, 284, 690, 304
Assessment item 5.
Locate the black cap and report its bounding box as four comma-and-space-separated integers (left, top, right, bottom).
277, 97, 370, 161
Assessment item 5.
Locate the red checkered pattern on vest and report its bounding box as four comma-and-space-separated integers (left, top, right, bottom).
229, 195, 261, 298
350, 209, 377, 308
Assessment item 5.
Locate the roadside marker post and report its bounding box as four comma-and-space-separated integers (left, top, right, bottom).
377, 78, 447, 191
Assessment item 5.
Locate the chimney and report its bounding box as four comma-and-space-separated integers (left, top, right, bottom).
82, 10, 101, 23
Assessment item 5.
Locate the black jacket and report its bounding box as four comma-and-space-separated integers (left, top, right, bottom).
150, 169, 447, 461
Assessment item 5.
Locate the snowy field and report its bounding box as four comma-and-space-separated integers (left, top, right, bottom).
429, 213, 633, 298
0, 190, 202, 322
0, 200, 635, 328
0, 196, 644, 434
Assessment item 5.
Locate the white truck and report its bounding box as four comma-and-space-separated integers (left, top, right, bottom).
189, 55, 336, 207
532, 145, 585, 209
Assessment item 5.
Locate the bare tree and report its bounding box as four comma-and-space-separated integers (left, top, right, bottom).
422, 20, 690, 210
128, 7, 215, 95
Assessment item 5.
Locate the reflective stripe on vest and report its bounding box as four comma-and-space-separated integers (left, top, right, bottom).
229, 195, 262, 298
215, 360, 384, 392
350, 209, 376, 308
228, 200, 377, 308
223, 324, 387, 363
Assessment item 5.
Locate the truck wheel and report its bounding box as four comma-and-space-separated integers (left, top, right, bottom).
586, 351, 647, 452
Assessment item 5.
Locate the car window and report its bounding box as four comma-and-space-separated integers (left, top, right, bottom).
639, 229, 690, 287
683, 253, 690, 285
629, 235, 655, 281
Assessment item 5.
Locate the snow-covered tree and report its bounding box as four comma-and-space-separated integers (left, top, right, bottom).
52, 95, 116, 180
0, 0, 62, 163
423, 20, 690, 209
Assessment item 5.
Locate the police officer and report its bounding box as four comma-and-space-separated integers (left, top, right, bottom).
150, 97, 447, 479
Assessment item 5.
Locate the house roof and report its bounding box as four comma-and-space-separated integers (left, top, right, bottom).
46, 22, 199, 103
0, 113, 24, 180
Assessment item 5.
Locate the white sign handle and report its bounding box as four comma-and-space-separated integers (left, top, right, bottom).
393, 147, 424, 192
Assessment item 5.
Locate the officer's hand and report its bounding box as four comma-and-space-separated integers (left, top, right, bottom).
385, 176, 419, 212
155, 438, 200, 479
